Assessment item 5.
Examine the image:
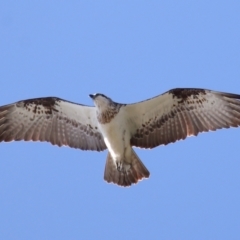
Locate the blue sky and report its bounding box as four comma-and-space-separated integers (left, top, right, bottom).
0, 1, 240, 239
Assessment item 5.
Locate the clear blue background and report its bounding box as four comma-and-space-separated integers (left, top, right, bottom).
0, 1, 240, 239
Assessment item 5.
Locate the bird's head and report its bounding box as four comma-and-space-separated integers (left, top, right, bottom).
89, 93, 113, 110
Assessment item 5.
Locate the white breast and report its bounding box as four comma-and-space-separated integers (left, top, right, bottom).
98, 109, 131, 160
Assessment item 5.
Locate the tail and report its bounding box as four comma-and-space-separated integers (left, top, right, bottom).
104, 149, 150, 187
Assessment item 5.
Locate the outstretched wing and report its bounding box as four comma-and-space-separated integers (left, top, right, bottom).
124, 88, 240, 149
0, 97, 106, 151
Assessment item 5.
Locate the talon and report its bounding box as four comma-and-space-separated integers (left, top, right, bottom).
116, 162, 123, 172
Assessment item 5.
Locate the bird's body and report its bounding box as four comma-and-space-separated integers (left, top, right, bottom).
1, 88, 240, 187
99, 109, 131, 163
91, 94, 149, 184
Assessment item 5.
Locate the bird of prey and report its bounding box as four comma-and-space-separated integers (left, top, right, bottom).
1, 88, 240, 187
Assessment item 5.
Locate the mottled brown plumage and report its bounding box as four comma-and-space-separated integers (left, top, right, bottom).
97, 103, 123, 124
128, 89, 240, 149
0, 97, 106, 150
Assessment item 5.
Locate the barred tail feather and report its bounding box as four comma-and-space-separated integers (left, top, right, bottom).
104, 149, 150, 187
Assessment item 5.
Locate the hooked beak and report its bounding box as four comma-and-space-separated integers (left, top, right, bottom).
89, 94, 95, 99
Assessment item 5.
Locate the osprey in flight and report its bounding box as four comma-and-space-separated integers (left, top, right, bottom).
1, 88, 240, 187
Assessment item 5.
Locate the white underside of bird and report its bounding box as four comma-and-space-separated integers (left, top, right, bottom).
99, 108, 132, 167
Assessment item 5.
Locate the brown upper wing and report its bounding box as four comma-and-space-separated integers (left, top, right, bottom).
124, 88, 240, 149
0, 97, 106, 151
